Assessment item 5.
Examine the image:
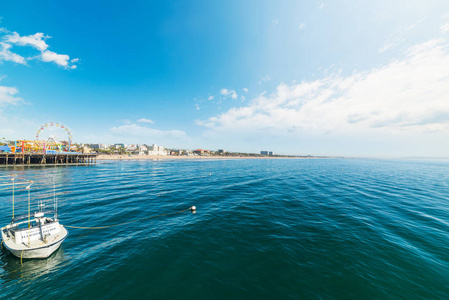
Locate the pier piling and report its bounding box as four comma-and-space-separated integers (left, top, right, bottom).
0, 153, 97, 166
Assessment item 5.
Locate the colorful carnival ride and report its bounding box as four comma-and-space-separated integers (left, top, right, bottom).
4, 122, 76, 154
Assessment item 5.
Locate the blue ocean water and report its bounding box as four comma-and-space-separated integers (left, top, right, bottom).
0, 158, 449, 299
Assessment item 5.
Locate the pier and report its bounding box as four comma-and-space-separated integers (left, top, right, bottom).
0, 153, 97, 166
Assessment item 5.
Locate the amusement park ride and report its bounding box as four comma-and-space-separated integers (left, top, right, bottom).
8, 122, 76, 154
0, 122, 96, 166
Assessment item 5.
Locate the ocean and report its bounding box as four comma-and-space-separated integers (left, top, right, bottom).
0, 158, 449, 299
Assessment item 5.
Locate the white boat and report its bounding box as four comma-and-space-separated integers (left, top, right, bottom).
1, 177, 68, 259
1, 210, 68, 259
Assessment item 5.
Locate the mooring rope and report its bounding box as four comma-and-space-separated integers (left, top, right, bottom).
64, 207, 193, 230
0, 206, 195, 277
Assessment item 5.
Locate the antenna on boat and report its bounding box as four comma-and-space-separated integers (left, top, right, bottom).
53, 178, 58, 221
26, 181, 34, 221
26, 180, 34, 246
37, 200, 45, 212
11, 174, 17, 220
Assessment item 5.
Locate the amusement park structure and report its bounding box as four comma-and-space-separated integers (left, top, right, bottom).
0, 122, 96, 165
3, 122, 75, 154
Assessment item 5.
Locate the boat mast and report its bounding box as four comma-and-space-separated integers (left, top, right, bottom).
54, 178, 58, 221
26, 181, 33, 246
11, 175, 16, 220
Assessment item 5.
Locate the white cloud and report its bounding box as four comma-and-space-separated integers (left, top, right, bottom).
220, 88, 238, 99
318, 3, 325, 9
1, 30, 78, 69
0, 42, 26, 64
0, 77, 23, 121
137, 118, 154, 124
5, 32, 49, 51
198, 38, 449, 138
378, 43, 394, 53
258, 76, 271, 84
208, 95, 214, 100
0, 85, 22, 107
110, 124, 190, 146
441, 22, 449, 33
298, 23, 305, 30
41, 50, 72, 68
378, 19, 424, 53
243, 88, 248, 92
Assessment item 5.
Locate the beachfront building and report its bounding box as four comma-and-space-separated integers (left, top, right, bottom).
170, 149, 181, 156
82, 146, 92, 154
148, 144, 168, 156
90, 144, 101, 150
260, 151, 273, 156
138, 145, 148, 155
126, 144, 137, 152
113, 143, 125, 150
193, 149, 211, 156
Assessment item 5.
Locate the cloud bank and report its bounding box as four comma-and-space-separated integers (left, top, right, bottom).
0, 30, 78, 69
137, 118, 154, 124
197, 38, 449, 155
110, 124, 190, 147
0, 84, 21, 108
220, 88, 238, 99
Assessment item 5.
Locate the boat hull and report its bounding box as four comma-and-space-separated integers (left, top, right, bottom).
2, 227, 68, 259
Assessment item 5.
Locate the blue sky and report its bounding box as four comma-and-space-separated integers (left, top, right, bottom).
0, 0, 449, 157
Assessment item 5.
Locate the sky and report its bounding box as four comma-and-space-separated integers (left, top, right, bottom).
0, 0, 449, 157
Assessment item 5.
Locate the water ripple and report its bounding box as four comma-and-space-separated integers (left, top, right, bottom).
0, 159, 449, 298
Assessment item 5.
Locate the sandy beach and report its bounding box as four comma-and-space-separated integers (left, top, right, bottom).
96, 154, 306, 160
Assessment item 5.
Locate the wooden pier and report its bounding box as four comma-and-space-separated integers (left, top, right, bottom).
0, 153, 97, 166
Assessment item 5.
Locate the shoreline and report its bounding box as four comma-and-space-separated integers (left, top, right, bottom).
96, 154, 325, 160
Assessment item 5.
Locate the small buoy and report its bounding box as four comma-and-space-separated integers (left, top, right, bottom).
190, 206, 196, 212
209, 173, 212, 176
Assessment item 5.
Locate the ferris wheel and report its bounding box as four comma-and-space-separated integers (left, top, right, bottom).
36, 122, 72, 150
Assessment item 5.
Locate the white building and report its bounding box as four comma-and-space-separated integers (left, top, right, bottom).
126, 144, 137, 151
138, 145, 148, 155
148, 144, 168, 156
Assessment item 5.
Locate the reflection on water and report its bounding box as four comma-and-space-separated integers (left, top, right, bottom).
0, 246, 67, 281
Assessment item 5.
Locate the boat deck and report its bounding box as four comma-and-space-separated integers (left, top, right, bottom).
2, 225, 68, 251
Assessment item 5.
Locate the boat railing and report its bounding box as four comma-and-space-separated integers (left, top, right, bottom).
11, 210, 56, 224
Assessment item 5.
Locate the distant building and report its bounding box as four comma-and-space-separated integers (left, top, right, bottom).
82, 146, 92, 154
126, 144, 137, 151
260, 151, 273, 156
0, 146, 11, 153
218, 149, 225, 154
170, 149, 181, 156
148, 144, 168, 156
138, 145, 148, 155
193, 149, 210, 156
